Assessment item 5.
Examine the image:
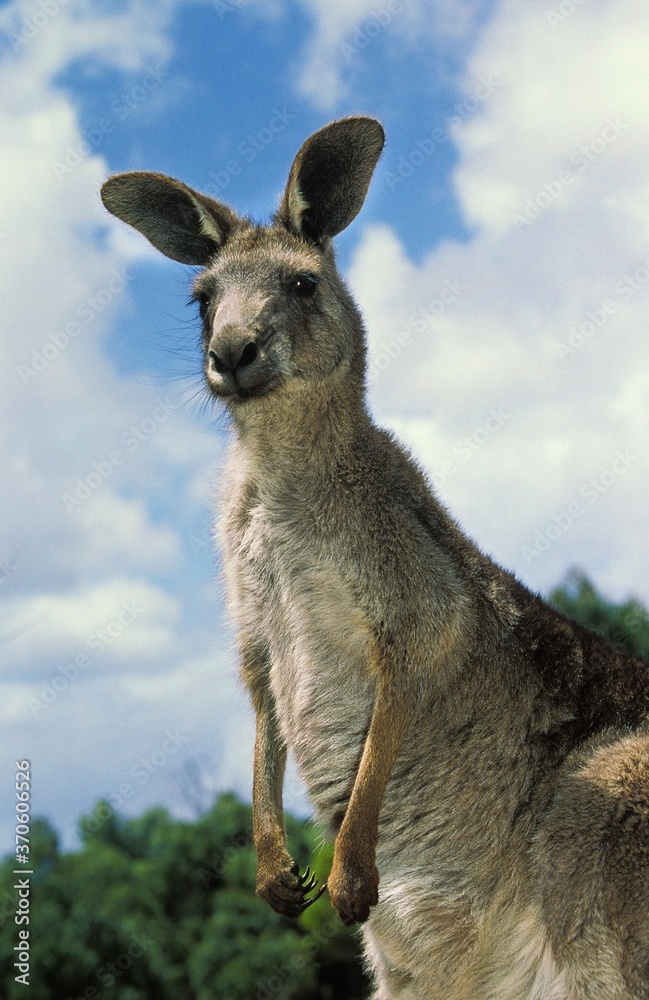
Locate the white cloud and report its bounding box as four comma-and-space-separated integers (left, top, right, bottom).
123, 649, 255, 799
0, 0, 175, 82
453, 1, 649, 237
0, 0, 228, 851
350, 0, 649, 605
5, 643, 256, 849
2, 577, 179, 676
0, 0, 225, 595
289, 0, 489, 109
71, 493, 181, 572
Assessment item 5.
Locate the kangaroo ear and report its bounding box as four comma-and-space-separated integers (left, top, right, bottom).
278, 116, 385, 244
101, 172, 240, 265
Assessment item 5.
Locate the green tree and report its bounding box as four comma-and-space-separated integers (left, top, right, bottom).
549, 569, 649, 659
0, 796, 368, 1000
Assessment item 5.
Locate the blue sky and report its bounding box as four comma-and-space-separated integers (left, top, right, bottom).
2, 0, 649, 852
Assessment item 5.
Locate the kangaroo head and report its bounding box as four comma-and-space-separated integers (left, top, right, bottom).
101, 118, 384, 412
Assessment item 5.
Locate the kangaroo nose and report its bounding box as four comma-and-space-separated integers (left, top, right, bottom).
208, 338, 258, 375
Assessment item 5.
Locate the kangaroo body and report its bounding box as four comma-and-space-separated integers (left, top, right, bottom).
102, 117, 649, 999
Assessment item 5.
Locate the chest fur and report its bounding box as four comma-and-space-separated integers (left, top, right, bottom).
225, 496, 377, 819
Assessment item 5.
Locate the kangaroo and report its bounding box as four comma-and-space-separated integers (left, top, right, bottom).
101, 117, 649, 999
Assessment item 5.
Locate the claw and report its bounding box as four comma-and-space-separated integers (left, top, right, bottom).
302, 872, 318, 893
300, 881, 327, 912
260, 863, 327, 918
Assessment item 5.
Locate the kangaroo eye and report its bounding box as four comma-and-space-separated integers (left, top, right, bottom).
194, 291, 211, 320
289, 273, 318, 297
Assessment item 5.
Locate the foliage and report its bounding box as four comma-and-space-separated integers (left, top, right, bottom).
549, 569, 649, 659
0, 794, 369, 1000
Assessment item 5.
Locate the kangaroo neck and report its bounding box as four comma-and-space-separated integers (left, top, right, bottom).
229, 371, 371, 485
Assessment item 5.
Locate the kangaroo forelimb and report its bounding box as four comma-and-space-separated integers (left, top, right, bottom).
252, 695, 325, 917
328, 666, 412, 925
